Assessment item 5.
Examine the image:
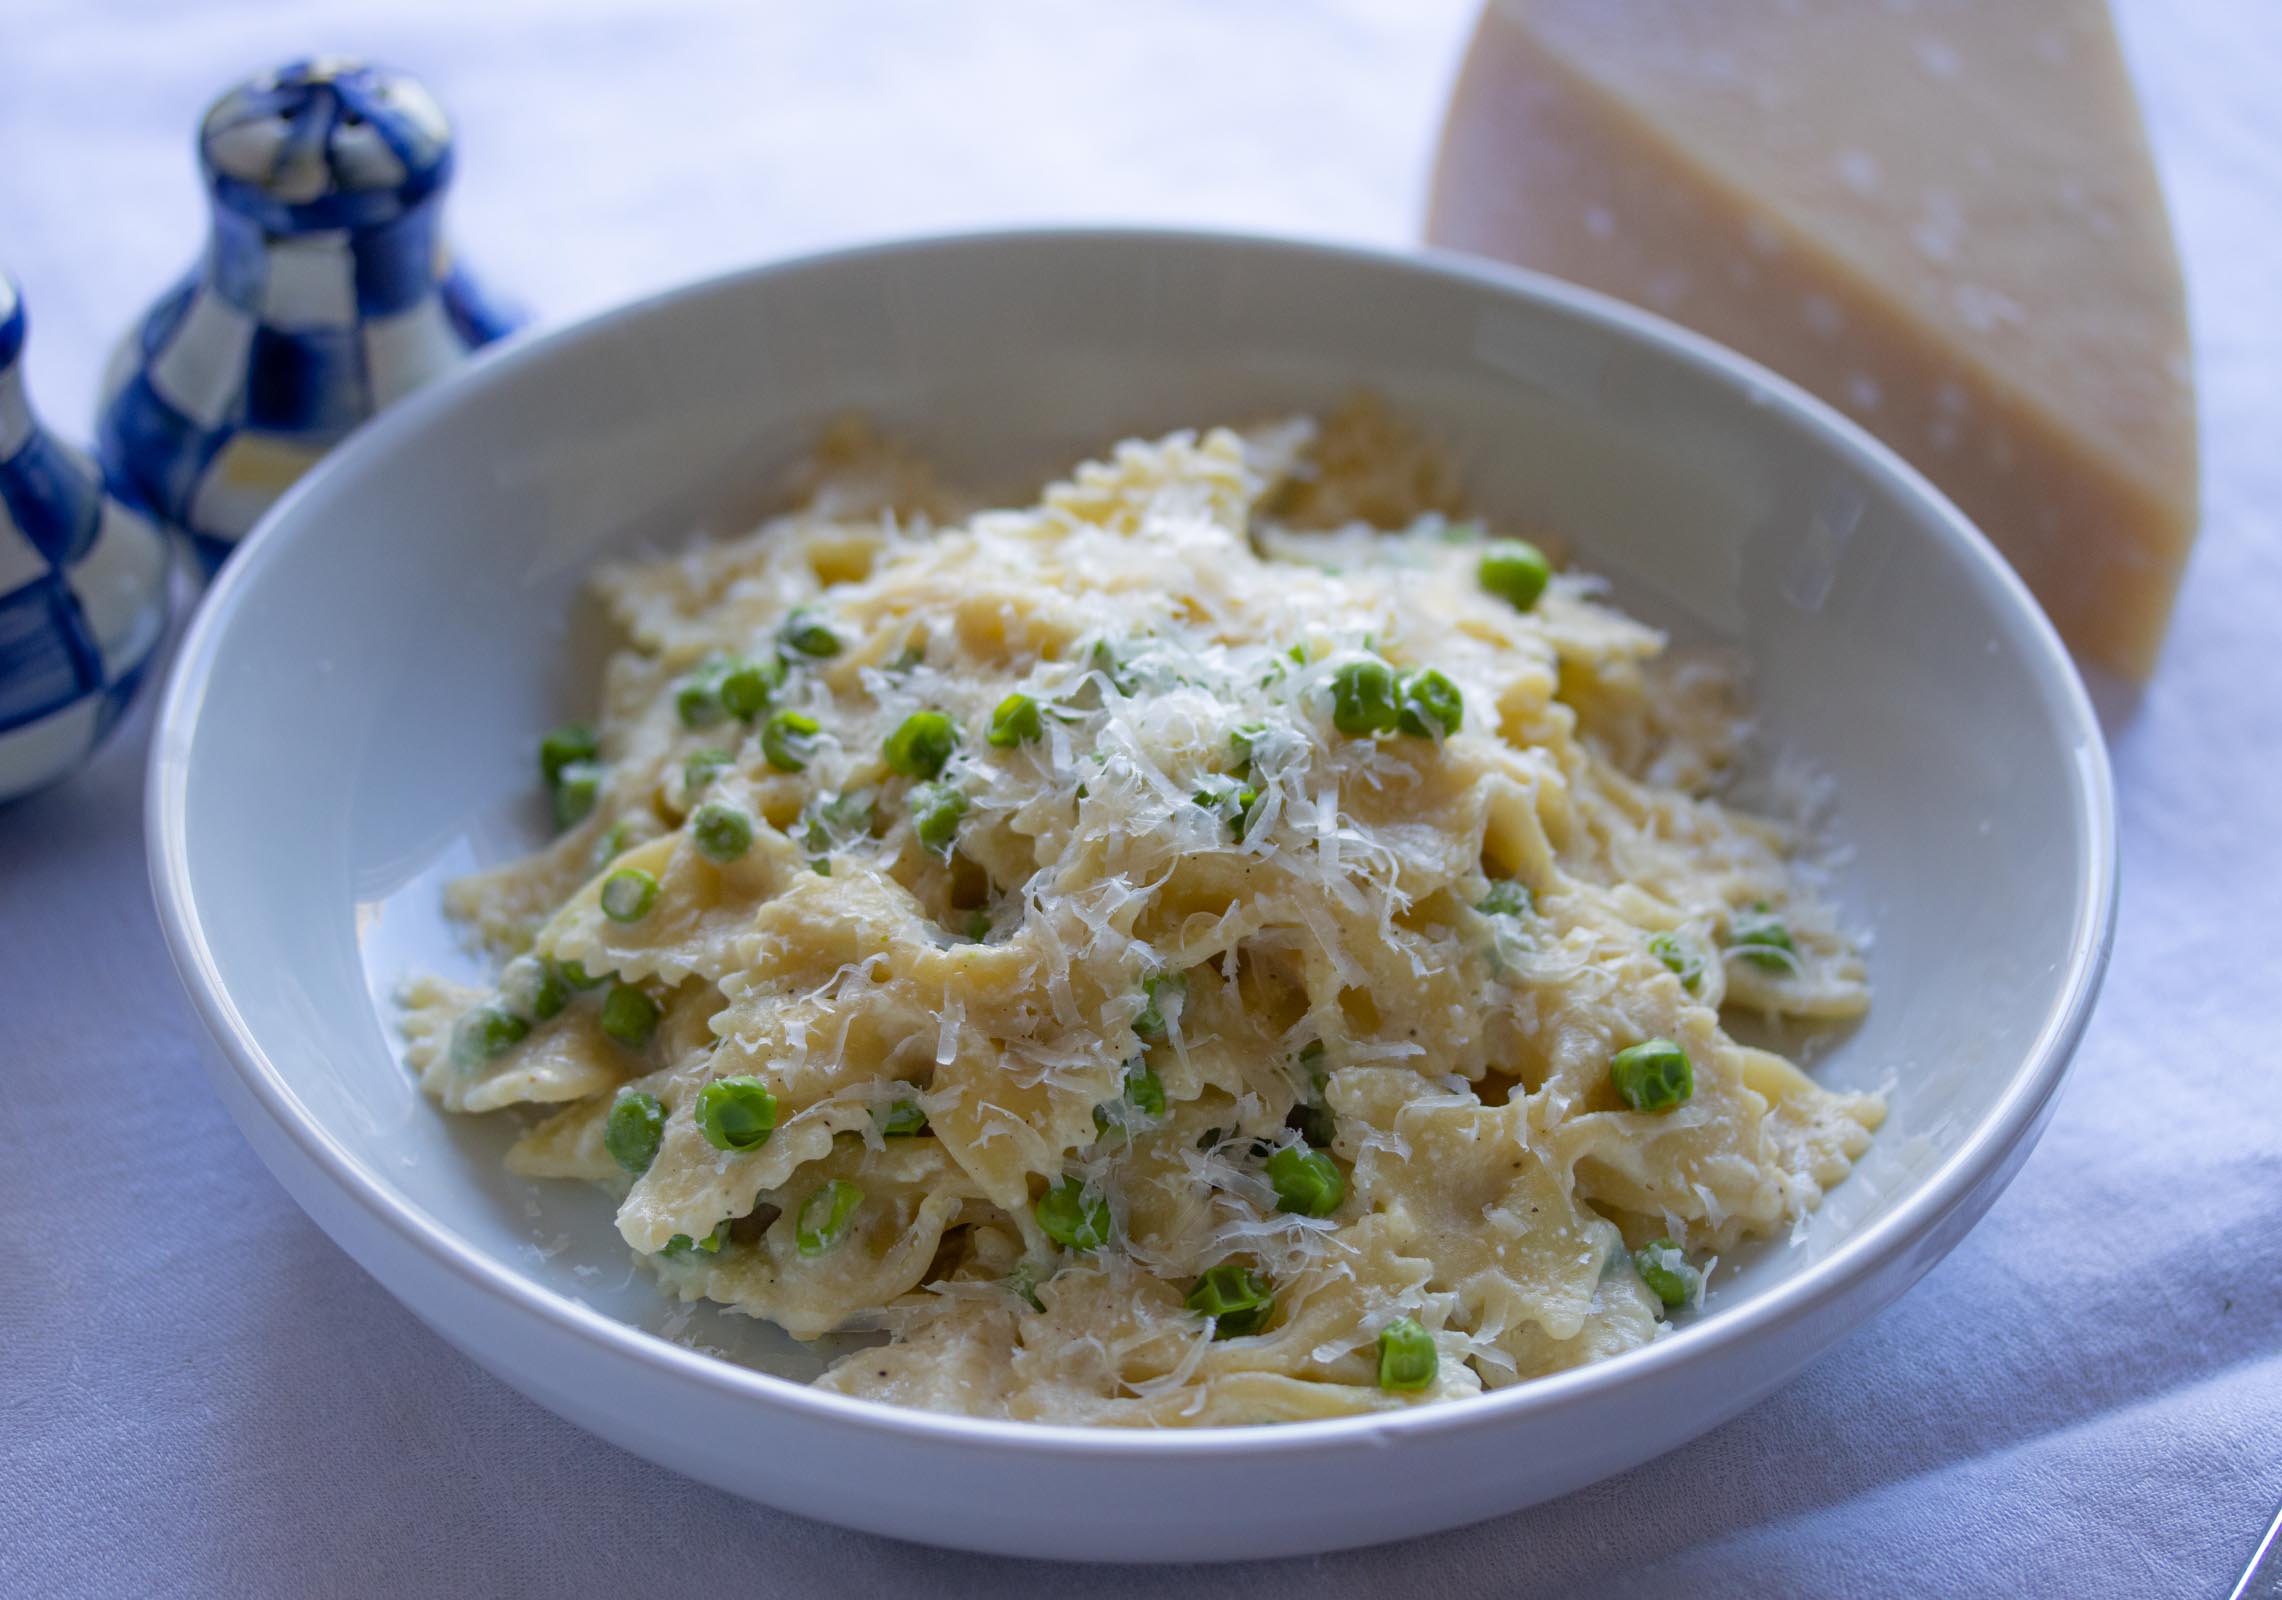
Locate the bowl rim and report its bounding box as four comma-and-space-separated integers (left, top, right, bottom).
145, 223, 2118, 1460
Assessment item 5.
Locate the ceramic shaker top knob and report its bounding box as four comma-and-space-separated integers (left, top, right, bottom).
98, 58, 521, 575
0, 275, 171, 803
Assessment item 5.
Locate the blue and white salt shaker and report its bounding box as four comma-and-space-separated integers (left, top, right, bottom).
0, 275, 170, 803
99, 58, 520, 575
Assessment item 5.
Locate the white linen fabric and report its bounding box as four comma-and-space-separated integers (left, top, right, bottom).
1, 2, 2276, 1594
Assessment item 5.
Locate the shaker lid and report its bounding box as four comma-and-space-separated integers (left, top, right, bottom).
199, 58, 454, 232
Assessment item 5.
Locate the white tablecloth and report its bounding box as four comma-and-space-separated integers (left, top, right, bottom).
3, 3, 2276, 1594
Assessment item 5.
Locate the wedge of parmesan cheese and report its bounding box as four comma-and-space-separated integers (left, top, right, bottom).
1427, 0, 2197, 681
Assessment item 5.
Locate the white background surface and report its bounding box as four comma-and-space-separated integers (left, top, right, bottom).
2, 2, 2276, 1595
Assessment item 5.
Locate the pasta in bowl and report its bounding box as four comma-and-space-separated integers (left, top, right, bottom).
151, 229, 2114, 1555
404, 402, 1882, 1425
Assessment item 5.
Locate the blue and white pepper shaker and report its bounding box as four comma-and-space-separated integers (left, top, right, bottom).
99, 58, 521, 575
0, 275, 170, 803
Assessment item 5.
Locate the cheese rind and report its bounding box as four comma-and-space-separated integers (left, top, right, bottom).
1427, 0, 2197, 680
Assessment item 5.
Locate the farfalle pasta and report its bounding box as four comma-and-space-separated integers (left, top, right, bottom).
403, 403, 1881, 1424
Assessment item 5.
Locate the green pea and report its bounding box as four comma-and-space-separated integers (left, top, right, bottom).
674, 687, 723, 731
910, 781, 967, 858
1729, 902, 1798, 973
696, 1075, 778, 1152
781, 610, 841, 658
1479, 540, 1551, 612
660, 1222, 729, 1258
603, 1088, 666, 1174
719, 655, 785, 721
674, 658, 730, 729
762, 709, 821, 772
1088, 639, 1138, 697
599, 982, 659, 1049
799, 789, 873, 863
796, 1179, 865, 1256
1648, 931, 1705, 994
1397, 669, 1464, 739
540, 723, 600, 785
1633, 1237, 1702, 1309
1229, 721, 1268, 767
1192, 775, 1262, 837
884, 710, 958, 778
1133, 971, 1186, 1038
1184, 1263, 1274, 1338
1330, 659, 1402, 736
690, 801, 754, 863
450, 1005, 528, 1066
551, 761, 602, 829
1006, 1259, 1046, 1311
1094, 1060, 1165, 1136
1035, 1178, 1112, 1251
875, 1098, 928, 1138
591, 819, 635, 869
556, 958, 606, 990
1477, 880, 1532, 918
988, 692, 1044, 749
500, 954, 570, 1023
1123, 1061, 1166, 1118
600, 868, 659, 922
683, 746, 734, 794
1609, 1037, 1693, 1113
1264, 1144, 1345, 1217
963, 909, 992, 943
1376, 1316, 1438, 1391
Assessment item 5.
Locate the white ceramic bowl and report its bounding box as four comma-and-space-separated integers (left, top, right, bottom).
147, 229, 2115, 1563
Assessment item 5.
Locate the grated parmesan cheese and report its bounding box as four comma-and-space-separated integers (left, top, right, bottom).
408, 400, 1884, 1425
